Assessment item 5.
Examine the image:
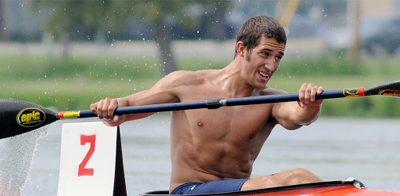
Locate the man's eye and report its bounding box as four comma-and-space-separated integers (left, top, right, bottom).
263, 52, 271, 57
274, 56, 282, 62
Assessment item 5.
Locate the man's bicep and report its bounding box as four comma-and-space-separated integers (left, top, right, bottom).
126, 84, 179, 106
125, 71, 186, 106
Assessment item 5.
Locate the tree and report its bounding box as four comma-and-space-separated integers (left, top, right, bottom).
32, 0, 132, 58
31, 0, 233, 75
131, 0, 233, 75
347, 0, 361, 73
78, 0, 131, 43
31, 0, 86, 58
131, 1, 182, 75
130, 0, 204, 75
200, 1, 234, 40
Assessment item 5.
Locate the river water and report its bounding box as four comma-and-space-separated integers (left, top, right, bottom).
1, 115, 399, 195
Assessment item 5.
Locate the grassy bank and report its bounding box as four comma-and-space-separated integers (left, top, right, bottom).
0, 53, 399, 117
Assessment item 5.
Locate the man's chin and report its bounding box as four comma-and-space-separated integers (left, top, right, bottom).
254, 82, 268, 89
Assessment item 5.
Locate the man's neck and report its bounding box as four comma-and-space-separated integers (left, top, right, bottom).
214, 61, 257, 98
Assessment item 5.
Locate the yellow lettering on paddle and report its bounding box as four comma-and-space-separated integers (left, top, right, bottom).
20, 111, 41, 123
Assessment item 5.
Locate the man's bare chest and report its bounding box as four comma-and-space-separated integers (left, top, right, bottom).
176, 82, 275, 139
183, 104, 273, 140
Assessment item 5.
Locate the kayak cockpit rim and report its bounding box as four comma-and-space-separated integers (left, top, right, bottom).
141, 178, 366, 195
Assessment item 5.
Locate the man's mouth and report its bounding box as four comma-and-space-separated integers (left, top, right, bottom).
258, 70, 270, 81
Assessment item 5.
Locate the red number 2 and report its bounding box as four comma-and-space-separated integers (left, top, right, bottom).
78, 134, 96, 176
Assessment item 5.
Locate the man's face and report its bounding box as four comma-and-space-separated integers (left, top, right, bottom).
242, 36, 285, 89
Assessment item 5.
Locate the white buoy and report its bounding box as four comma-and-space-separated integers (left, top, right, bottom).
57, 122, 119, 196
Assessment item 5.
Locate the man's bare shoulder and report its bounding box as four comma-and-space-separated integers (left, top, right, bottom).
171, 69, 218, 78
165, 69, 218, 86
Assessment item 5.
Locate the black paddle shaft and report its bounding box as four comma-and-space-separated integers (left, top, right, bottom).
1, 80, 399, 139
78, 89, 348, 117
0, 89, 346, 138
80, 80, 400, 117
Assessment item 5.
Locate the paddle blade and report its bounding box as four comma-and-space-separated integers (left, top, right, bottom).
365, 80, 400, 97
0, 100, 58, 139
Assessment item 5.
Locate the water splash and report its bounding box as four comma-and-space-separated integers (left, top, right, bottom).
0, 128, 48, 195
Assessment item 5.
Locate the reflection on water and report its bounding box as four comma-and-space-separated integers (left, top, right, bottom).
0, 128, 47, 195
11, 115, 400, 195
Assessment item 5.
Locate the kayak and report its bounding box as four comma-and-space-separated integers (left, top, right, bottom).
142, 178, 400, 195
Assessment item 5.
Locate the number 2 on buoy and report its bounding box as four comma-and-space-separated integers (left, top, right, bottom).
78, 134, 96, 176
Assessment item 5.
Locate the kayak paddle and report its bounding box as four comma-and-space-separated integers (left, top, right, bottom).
0, 80, 399, 139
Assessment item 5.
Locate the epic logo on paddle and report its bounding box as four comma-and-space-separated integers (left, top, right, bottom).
16, 107, 46, 128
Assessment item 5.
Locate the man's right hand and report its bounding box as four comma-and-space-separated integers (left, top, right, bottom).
90, 97, 127, 126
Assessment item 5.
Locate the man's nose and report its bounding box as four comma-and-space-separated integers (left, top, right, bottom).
264, 62, 278, 71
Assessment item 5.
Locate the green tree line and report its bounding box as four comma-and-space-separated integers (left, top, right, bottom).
31, 0, 233, 75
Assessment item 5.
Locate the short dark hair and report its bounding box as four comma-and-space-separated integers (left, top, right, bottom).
235, 15, 286, 57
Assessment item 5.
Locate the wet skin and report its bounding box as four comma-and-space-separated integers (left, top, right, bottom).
91, 36, 324, 192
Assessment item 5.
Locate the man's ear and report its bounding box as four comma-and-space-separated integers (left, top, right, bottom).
235, 41, 246, 57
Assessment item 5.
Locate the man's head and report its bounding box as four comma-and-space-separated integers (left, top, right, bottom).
234, 15, 286, 58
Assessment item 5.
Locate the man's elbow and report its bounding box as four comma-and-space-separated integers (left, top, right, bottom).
283, 115, 318, 130
281, 121, 303, 130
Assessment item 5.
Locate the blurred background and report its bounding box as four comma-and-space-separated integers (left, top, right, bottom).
0, 0, 399, 117
0, 0, 400, 195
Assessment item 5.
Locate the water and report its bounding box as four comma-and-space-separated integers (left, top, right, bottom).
5, 115, 399, 195
0, 128, 47, 196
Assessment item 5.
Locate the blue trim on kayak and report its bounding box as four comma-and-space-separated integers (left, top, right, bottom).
141, 179, 365, 195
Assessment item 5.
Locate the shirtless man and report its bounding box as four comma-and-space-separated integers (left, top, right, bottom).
90, 15, 324, 194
